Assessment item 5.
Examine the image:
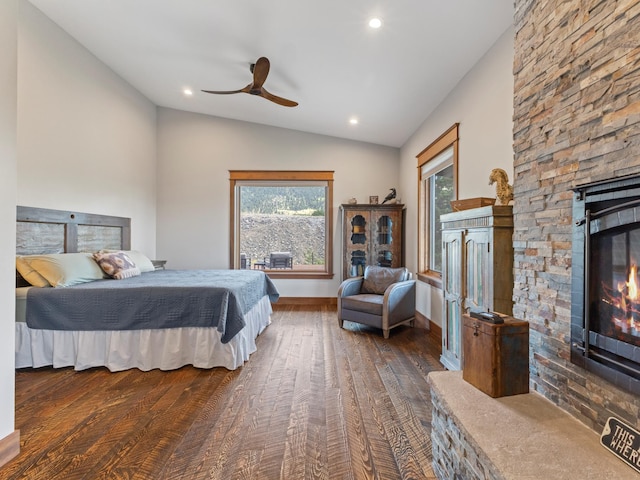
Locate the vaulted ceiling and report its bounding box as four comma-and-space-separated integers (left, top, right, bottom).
27, 0, 514, 147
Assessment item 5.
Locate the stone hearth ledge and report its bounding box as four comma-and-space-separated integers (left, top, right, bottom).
428, 371, 637, 479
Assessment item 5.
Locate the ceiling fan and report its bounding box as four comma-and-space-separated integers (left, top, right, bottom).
202, 57, 298, 107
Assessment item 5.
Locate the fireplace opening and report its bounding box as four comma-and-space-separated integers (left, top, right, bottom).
594, 231, 640, 348
571, 174, 640, 395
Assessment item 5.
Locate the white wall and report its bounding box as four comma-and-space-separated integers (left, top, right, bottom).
156, 107, 400, 297
0, 0, 17, 443
13, 0, 512, 309
17, 2, 157, 256
399, 27, 515, 327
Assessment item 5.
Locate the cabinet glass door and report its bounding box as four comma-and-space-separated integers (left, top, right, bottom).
375, 215, 393, 267
350, 215, 367, 244
350, 250, 366, 276
347, 213, 368, 277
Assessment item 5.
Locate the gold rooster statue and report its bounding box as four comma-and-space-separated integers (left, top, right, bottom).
488, 168, 513, 205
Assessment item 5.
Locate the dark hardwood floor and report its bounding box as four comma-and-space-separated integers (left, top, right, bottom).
5, 305, 443, 480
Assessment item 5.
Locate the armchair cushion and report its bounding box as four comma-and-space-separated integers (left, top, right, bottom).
341, 294, 384, 316
361, 266, 407, 295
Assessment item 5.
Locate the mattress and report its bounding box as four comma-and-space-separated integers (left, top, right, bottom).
16, 286, 30, 323
15, 290, 272, 372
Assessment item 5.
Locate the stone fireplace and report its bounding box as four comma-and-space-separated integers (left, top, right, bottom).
571, 174, 640, 395
428, 2, 640, 476
513, 0, 640, 432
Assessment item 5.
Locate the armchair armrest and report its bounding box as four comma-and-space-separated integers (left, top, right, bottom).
338, 277, 363, 298
337, 277, 364, 328
383, 279, 416, 325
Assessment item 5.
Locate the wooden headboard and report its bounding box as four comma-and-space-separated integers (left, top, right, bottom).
16, 206, 131, 255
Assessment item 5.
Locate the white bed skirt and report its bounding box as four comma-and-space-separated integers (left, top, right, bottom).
15, 295, 272, 372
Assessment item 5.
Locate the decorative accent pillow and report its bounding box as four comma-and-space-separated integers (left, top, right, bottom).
22, 253, 106, 287
93, 251, 141, 279
361, 266, 407, 295
16, 256, 51, 287
101, 249, 155, 273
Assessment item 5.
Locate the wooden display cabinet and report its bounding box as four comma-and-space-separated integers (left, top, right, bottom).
440, 205, 513, 371
340, 204, 404, 280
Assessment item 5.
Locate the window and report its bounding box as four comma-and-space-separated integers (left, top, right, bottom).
229, 170, 334, 279
417, 124, 459, 283
426, 160, 454, 272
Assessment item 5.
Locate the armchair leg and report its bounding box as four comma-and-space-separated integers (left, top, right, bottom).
338, 318, 344, 328
383, 329, 390, 339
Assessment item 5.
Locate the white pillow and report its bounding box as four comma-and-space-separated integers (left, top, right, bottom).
124, 250, 155, 273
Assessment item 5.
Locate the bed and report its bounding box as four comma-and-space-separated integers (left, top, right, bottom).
15, 206, 279, 372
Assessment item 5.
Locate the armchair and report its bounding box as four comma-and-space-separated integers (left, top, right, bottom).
337, 266, 416, 338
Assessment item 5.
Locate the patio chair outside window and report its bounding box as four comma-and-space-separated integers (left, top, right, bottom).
268, 252, 293, 269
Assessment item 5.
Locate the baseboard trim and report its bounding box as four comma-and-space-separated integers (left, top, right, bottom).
272, 297, 337, 307
0, 430, 20, 468
429, 321, 442, 343
415, 311, 442, 343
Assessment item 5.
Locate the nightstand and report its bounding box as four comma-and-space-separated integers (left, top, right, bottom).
151, 260, 167, 270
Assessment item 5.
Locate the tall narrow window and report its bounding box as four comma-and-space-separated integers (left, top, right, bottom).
229, 171, 334, 279
427, 159, 454, 272
417, 124, 459, 282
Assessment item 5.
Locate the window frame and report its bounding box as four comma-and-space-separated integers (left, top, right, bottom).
229, 170, 334, 279
416, 124, 459, 287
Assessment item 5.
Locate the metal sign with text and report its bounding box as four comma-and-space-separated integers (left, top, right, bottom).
600, 416, 640, 474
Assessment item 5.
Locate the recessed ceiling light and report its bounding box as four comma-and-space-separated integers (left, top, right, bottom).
349, 118, 359, 125
369, 18, 382, 29
183, 88, 193, 96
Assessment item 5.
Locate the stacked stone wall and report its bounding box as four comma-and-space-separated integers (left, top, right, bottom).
513, 0, 640, 431
430, 389, 499, 480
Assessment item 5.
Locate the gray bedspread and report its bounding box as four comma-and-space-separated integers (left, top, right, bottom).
25, 269, 280, 343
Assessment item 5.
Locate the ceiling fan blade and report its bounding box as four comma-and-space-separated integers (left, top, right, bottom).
201, 84, 251, 95
260, 88, 298, 107
251, 57, 270, 90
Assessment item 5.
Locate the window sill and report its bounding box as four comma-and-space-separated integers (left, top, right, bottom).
265, 271, 334, 280
417, 270, 442, 289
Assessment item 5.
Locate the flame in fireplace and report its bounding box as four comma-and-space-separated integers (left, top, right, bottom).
607, 264, 640, 339
617, 264, 638, 311
627, 264, 637, 300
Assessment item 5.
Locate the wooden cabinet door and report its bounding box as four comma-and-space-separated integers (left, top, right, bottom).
464, 229, 492, 313
343, 209, 370, 278
441, 229, 465, 371
370, 208, 402, 268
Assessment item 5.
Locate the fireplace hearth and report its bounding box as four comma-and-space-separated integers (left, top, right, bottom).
571, 174, 640, 395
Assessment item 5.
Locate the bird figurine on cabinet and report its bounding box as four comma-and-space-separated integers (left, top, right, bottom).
381, 188, 397, 204
488, 168, 514, 205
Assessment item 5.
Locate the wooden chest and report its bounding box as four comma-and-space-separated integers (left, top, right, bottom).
462, 314, 529, 398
